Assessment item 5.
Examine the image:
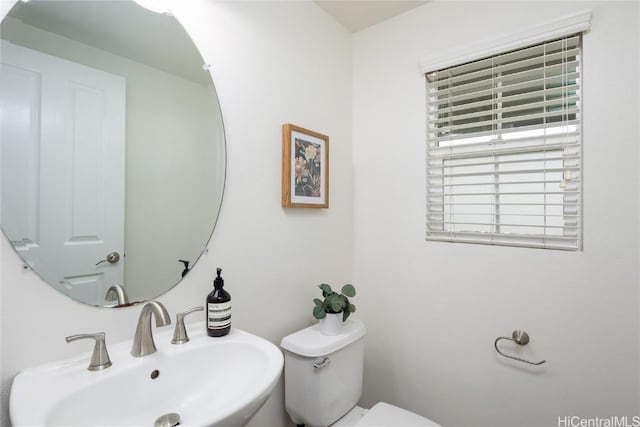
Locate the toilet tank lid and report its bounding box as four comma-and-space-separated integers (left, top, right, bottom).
280, 318, 366, 357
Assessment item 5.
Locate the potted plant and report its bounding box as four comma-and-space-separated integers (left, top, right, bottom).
312, 283, 356, 335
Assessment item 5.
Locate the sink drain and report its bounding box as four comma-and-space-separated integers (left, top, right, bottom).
154, 413, 180, 427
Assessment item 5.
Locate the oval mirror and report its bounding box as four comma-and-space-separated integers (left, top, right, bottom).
0, 0, 225, 307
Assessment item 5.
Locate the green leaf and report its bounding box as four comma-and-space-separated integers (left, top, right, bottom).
325, 294, 344, 313
343, 302, 355, 321
319, 283, 332, 297
323, 294, 335, 312
341, 284, 356, 297
338, 295, 349, 312
313, 305, 326, 319
341, 295, 350, 308
313, 298, 324, 307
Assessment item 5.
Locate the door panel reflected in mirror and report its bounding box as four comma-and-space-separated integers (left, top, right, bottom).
0, 1, 225, 307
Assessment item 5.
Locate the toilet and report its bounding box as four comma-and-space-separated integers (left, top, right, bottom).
280, 318, 441, 427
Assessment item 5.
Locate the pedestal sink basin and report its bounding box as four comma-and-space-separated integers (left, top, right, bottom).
10, 323, 283, 426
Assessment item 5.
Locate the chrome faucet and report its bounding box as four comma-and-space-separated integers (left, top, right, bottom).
171, 306, 204, 344
105, 284, 129, 306
65, 332, 112, 371
131, 301, 171, 357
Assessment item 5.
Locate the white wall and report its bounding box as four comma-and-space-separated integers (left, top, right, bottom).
3, 1, 638, 427
1, 16, 224, 302
352, 2, 639, 426
0, 0, 352, 425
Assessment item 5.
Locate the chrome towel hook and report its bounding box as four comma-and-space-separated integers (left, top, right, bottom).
494, 330, 546, 366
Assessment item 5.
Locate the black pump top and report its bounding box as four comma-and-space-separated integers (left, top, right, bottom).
214, 268, 224, 288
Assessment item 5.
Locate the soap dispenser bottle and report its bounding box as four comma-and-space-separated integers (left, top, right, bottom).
207, 268, 231, 337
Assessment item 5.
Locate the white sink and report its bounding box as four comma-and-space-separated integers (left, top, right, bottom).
10, 323, 283, 426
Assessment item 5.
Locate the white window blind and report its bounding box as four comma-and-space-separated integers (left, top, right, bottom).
426, 34, 582, 250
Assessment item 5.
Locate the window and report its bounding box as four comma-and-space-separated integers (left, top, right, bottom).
426, 35, 582, 250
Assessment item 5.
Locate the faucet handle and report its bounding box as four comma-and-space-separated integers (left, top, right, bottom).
171, 306, 204, 344
65, 332, 112, 371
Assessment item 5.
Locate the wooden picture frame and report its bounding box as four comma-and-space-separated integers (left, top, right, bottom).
282, 124, 329, 208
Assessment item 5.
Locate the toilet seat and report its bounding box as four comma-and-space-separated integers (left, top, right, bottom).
355, 402, 441, 427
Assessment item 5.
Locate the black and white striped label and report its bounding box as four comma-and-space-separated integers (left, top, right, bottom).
207, 302, 231, 330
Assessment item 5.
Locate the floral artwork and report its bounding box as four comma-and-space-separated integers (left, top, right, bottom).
282, 124, 329, 208
294, 138, 322, 198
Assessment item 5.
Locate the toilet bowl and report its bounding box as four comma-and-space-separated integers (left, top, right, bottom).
333, 403, 441, 427
280, 319, 441, 427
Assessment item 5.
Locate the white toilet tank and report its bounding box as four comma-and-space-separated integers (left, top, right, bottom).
280, 318, 366, 427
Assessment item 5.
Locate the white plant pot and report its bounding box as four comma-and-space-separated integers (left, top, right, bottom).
319, 313, 344, 336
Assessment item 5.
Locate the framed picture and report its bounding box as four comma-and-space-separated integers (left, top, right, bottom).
282, 124, 329, 208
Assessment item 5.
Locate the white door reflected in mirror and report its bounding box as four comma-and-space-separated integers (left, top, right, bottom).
1, 41, 126, 303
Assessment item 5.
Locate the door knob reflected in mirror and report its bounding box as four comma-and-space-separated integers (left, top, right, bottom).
96, 252, 120, 266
